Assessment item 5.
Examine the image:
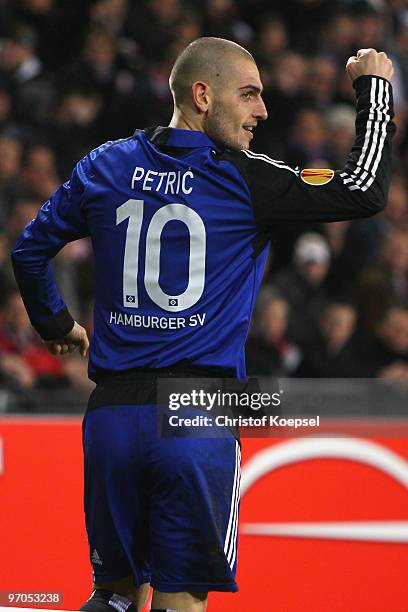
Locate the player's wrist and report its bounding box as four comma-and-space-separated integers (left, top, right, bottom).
38, 306, 75, 341
352, 74, 393, 96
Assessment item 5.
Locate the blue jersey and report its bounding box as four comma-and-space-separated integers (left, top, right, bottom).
12, 76, 395, 381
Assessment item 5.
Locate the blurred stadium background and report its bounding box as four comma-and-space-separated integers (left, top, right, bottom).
0, 1, 408, 611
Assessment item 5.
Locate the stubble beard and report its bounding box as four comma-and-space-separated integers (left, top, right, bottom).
204, 101, 244, 151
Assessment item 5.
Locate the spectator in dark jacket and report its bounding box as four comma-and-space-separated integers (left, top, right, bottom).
272, 232, 331, 347
353, 228, 408, 334
296, 301, 358, 377
357, 305, 408, 378
246, 289, 301, 376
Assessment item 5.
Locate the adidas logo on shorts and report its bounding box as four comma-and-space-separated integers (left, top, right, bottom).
91, 549, 102, 565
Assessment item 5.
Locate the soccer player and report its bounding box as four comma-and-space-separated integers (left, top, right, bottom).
11, 38, 394, 612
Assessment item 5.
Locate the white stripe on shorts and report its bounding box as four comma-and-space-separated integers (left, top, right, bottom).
227, 444, 241, 569
224, 440, 241, 569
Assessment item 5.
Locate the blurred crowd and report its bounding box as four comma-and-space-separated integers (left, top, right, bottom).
0, 0, 407, 411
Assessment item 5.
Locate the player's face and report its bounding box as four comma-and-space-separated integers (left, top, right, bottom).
205, 58, 268, 150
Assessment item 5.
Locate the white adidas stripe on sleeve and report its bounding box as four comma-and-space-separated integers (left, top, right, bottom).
340, 77, 391, 193
242, 77, 390, 196
241, 149, 299, 176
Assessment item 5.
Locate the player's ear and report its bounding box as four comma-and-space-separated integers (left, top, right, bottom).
191, 81, 211, 113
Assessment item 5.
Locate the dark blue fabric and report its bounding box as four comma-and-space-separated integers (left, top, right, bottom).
12, 128, 269, 380
82, 403, 240, 592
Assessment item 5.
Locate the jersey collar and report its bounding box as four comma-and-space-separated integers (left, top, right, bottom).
144, 126, 220, 150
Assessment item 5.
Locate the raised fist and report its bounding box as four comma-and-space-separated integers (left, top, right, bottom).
346, 48, 393, 82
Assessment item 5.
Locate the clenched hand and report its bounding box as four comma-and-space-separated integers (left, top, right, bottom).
346, 48, 393, 82
44, 321, 90, 357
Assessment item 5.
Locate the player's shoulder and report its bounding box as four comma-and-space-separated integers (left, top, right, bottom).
221, 148, 299, 194
76, 132, 148, 179
88, 133, 142, 163
238, 149, 299, 176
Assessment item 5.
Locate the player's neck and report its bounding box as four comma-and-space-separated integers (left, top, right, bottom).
168, 109, 205, 133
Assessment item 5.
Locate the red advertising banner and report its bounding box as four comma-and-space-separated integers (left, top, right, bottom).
1, 418, 408, 612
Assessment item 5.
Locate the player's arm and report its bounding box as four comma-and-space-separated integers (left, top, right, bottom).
234, 49, 396, 227
11, 157, 91, 356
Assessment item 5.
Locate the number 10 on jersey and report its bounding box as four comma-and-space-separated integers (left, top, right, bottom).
116, 199, 206, 313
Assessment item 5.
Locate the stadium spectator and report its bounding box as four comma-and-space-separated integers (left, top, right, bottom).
385, 173, 408, 228
246, 289, 301, 376
354, 7, 385, 51
53, 89, 104, 176
0, 134, 23, 224
0, 23, 55, 125
0, 289, 65, 390
287, 108, 328, 167
353, 228, 408, 334
0, 85, 12, 129
0, 232, 9, 307
7, 197, 41, 245
325, 103, 356, 167
326, 172, 408, 294
254, 15, 289, 85
321, 12, 356, 65
305, 56, 338, 108
0, 24, 42, 85
20, 144, 59, 199
272, 232, 331, 347
357, 172, 408, 241
358, 305, 408, 378
171, 12, 203, 57
203, 0, 252, 44
392, 16, 408, 98
295, 301, 358, 377
255, 50, 308, 156
127, 0, 183, 64
12, 1, 56, 62
89, 0, 129, 37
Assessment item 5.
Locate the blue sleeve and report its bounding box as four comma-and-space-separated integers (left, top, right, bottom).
11, 156, 91, 340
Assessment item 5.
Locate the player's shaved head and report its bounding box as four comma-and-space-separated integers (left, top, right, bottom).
170, 37, 255, 107
168, 36, 267, 150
